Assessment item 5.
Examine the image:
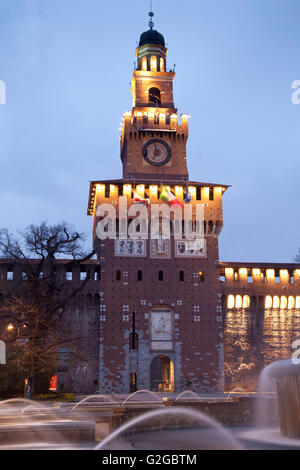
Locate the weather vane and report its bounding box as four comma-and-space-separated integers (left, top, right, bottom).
149, 0, 154, 30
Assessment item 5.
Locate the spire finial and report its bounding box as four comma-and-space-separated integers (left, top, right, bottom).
148, 1, 154, 30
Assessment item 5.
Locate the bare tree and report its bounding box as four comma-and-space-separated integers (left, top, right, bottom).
0, 222, 95, 395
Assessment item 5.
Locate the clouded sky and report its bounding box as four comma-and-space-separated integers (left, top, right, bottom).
0, 0, 299, 262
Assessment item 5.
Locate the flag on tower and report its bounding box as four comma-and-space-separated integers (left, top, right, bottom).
166, 190, 184, 209
133, 191, 149, 204
184, 187, 192, 203
159, 185, 184, 208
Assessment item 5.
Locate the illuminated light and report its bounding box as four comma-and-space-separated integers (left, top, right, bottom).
124, 111, 132, 117
159, 113, 166, 120
243, 295, 250, 309
280, 269, 289, 281
148, 112, 155, 118
215, 187, 223, 195
280, 296, 288, 309
135, 112, 143, 117
273, 296, 280, 309
188, 186, 196, 194
141, 56, 147, 71
170, 114, 177, 120
227, 295, 235, 309
136, 184, 145, 196
150, 56, 157, 71
265, 295, 273, 309
252, 268, 261, 277
296, 297, 300, 309
7, 323, 14, 331
235, 295, 243, 309
202, 187, 210, 198
175, 186, 183, 198
149, 185, 158, 195
123, 184, 132, 197
266, 269, 275, 282
288, 296, 295, 310
97, 184, 105, 193
110, 185, 117, 196
160, 57, 165, 72
181, 113, 190, 120
239, 268, 248, 277
225, 268, 234, 279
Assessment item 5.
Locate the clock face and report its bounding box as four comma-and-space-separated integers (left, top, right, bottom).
142, 139, 172, 166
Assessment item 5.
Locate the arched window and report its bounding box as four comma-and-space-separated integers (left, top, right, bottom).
159, 271, 164, 281
160, 57, 165, 72
150, 55, 157, 71
94, 294, 100, 308
137, 270, 143, 281
116, 270, 121, 281
149, 87, 161, 105
86, 294, 93, 307
129, 372, 137, 393
141, 56, 147, 71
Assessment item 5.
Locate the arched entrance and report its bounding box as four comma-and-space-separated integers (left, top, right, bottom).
150, 355, 174, 393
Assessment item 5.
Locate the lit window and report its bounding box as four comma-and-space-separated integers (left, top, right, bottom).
273, 296, 280, 309
100, 315, 106, 322
194, 306, 200, 312
280, 296, 288, 309
123, 305, 129, 312
141, 56, 147, 71
235, 295, 243, 309
194, 315, 201, 322
265, 295, 273, 309
150, 55, 157, 71
243, 295, 250, 309
227, 295, 235, 309
100, 305, 106, 311
160, 57, 165, 72
288, 296, 295, 310
122, 315, 129, 322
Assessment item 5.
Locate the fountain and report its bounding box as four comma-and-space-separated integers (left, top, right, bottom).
175, 390, 201, 401
238, 359, 300, 449
0, 398, 95, 449
95, 407, 242, 450
267, 359, 300, 439
122, 390, 163, 408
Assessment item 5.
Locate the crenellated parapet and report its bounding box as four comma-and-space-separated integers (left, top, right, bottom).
219, 262, 300, 311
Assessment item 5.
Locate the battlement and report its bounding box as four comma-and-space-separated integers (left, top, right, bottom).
220, 262, 300, 311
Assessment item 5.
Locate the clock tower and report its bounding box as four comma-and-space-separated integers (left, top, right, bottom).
121, 14, 189, 182
87, 11, 229, 395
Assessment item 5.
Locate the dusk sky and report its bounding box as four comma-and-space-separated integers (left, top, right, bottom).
0, 0, 299, 262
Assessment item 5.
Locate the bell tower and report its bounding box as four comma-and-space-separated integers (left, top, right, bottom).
120, 11, 189, 182
87, 9, 229, 396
